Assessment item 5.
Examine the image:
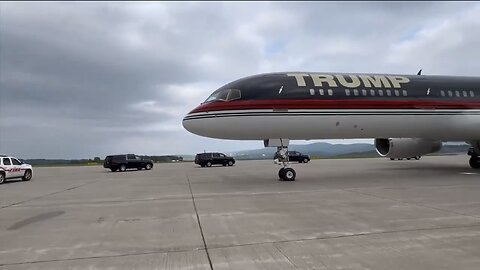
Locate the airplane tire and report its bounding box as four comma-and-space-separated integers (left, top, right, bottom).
278, 168, 285, 180
415, 156, 421, 160
283, 168, 296, 181
469, 156, 480, 169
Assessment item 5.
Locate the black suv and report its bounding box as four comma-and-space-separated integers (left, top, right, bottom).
195, 152, 235, 167
104, 154, 154, 172
287, 151, 310, 163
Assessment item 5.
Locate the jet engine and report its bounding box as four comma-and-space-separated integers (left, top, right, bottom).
375, 138, 442, 159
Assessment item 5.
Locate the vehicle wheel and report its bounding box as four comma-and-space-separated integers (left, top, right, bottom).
303, 158, 309, 163
278, 168, 285, 180
110, 168, 117, 172
469, 156, 480, 169
228, 160, 233, 166
22, 170, 32, 181
283, 168, 296, 181
415, 156, 421, 160
407, 158, 411, 160
390, 158, 394, 160
206, 162, 212, 167
145, 163, 152, 170
398, 158, 403, 160
119, 164, 127, 172
0, 173, 5, 184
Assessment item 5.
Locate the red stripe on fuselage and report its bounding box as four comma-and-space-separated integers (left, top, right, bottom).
189, 99, 480, 114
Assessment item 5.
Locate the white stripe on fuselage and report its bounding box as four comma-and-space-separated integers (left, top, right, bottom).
183, 109, 480, 140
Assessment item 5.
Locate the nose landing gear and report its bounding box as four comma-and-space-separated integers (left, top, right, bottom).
275, 147, 296, 181
468, 146, 480, 169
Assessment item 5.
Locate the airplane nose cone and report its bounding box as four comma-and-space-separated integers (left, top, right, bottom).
182, 112, 199, 135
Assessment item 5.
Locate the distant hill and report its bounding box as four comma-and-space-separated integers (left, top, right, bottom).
18, 143, 471, 165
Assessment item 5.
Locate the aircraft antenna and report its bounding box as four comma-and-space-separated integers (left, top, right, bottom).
417, 69, 422, 75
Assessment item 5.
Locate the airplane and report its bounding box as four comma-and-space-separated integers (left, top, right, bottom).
183, 72, 480, 181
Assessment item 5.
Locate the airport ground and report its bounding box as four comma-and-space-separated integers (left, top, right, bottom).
1, 155, 479, 269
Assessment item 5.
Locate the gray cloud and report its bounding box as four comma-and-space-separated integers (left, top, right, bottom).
1, 2, 479, 158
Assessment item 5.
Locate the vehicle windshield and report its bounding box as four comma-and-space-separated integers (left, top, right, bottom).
204, 89, 241, 103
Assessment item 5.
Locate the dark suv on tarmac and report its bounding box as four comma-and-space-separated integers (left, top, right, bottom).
287, 151, 310, 163
275, 151, 311, 163
195, 152, 235, 167
104, 154, 154, 172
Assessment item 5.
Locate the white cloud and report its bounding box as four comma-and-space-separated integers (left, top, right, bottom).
1, 2, 479, 158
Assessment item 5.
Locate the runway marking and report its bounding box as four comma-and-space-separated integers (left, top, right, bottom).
460, 172, 478, 175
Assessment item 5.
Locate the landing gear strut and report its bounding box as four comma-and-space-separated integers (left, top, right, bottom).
275, 146, 296, 181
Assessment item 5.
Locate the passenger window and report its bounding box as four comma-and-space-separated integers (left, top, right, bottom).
362, 89, 367, 96
470, 91, 475, 97
402, 90, 408, 96
448, 90, 453, 97
378, 90, 384, 96
11, 158, 21, 165
386, 90, 392, 96
127, 154, 135, 160
310, 89, 315, 95
213, 153, 220, 158
353, 89, 359, 96
4, 158, 11, 165
455, 91, 460, 97
345, 89, 351, 96
462, 91, 468, 97
440, 90, 445, 97
394, 90, 400, 96
370, 90, 375, 96
319, 89, 325, 95
327, 89, 333, 96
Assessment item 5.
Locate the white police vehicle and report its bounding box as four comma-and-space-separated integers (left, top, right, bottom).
0, 155, 33, 184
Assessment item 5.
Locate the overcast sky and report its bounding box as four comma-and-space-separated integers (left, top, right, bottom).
1, 2, 480, 159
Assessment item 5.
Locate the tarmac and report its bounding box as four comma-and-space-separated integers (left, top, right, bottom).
1, 155, 480, 269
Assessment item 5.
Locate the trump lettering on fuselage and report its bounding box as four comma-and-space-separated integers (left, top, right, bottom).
287, 73, 410, 89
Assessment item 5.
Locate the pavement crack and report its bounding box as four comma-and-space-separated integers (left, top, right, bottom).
0, 248, 201, 267
273, 243, 299, 269
207, 223, 480, 251
185, 171, 214, 270
0, 179, 103, 210
344, 188, 480, 220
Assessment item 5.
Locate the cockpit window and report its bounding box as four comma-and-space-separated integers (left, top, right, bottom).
226, 89, 241, 101
204, 89, 241, 103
